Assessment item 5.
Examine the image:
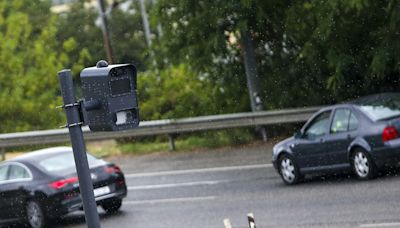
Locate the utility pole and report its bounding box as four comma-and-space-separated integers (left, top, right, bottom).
139, 0, 152, 47
240, 28, 267, 141
150, 0, 163, 38
97, 0, 114, 64
139, 0, 159, 69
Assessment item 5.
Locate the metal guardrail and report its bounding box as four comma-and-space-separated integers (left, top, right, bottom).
0, 106, 321, 158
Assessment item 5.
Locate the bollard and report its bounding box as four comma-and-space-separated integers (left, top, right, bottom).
248, 213, 256, 228
223, 218, 232, 228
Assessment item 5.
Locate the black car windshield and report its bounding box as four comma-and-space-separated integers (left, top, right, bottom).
353, 93, 400, 121
38, 152, 106, 175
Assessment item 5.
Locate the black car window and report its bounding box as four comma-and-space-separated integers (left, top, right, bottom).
9, 165, 30, 180
304, 111, 331, 139
348, 112, 359, 131
0, 165, 9, 181
331, 109, 351, 133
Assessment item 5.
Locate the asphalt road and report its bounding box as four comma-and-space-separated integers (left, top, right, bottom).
13, 143, 400, 228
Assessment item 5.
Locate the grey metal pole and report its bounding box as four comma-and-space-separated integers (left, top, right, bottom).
97, 0, 114, 64
58, 70, 101, 228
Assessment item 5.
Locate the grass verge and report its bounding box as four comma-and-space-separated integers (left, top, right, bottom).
118, 129, 255, 155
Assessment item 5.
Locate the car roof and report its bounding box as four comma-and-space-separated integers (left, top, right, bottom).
8, 146, 73, 163
317, 104, 352, 113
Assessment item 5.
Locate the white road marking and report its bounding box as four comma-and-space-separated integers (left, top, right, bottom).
125, 163, 272, 178
128, 180, 228, 190
123, 196, 216, 205
360, 222, 400, 227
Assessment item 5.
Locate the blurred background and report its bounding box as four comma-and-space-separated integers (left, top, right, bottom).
0, 0, 399, 154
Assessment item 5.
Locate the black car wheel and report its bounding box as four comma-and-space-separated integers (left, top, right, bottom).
352, 149, 376, 180
278, 154, 302, 185
102, 198, 122, 214
26, 200, 46, 228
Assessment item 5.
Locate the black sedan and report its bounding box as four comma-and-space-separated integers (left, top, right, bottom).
0, 147, 127, 228
272, 93, 400, 185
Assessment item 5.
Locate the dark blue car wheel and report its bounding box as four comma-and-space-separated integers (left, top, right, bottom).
352, 149, 377, 180
278, 154, 302, 185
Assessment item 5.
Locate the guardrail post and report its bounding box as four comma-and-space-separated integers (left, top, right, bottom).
260, 127, 267, 142
0, 148, 5, 161
168, 134, 176, 151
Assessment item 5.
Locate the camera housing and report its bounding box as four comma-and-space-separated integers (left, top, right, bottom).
80, 60, 139, 131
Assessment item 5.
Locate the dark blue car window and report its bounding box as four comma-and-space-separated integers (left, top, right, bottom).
304, 111, 331, 139
331, 109, 350, 133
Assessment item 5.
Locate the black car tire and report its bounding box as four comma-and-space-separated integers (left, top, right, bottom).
26, 200, 47, 228
351, 149, 377, 180
278, 154, 303, 185
102, 198, 122, 214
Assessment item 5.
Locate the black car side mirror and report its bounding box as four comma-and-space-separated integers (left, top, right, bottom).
294, 131, 303, 139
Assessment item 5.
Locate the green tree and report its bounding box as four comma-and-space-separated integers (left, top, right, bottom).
286, 0, 400, 101
56, 0, 148, 73
0, 0, 76, 132
152, 0, 400, 110
151, 0, 317, 113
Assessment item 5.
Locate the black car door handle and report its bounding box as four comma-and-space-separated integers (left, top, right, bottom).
320, 138, 325, 143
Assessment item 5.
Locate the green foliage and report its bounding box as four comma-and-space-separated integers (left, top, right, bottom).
139, 64, 215, 120
152, 0, 400, 110
0, 0, 149, 133
286, 0, 400, 101
151, 0, 334, 111
0, 0, 73, 132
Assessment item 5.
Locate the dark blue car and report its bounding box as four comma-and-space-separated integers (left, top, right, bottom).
272, 93, 400, 185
